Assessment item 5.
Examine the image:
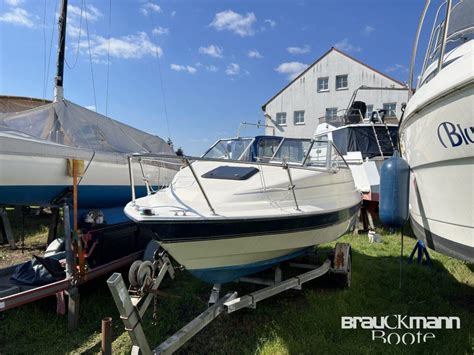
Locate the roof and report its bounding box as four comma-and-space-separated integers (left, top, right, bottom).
261, 47, 407, 111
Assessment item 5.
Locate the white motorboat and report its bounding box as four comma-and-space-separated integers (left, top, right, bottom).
399, 0, 473, 262
314, 87, 407, 204
125, 137, 361, 283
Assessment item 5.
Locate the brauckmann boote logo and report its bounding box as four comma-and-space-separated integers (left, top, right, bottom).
437, 121, 474, 148
341, 315, 461, 345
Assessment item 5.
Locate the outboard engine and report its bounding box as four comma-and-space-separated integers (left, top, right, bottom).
379, 151, 410, 228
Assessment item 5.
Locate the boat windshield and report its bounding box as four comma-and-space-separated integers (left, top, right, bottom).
202, 138, 253, 160
272, 138, 348, 169
412, 0, 474, 89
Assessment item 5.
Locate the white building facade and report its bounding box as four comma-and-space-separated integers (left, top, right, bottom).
262, 48, 409, 138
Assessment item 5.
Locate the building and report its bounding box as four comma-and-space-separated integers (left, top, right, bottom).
262, 47, 409, 138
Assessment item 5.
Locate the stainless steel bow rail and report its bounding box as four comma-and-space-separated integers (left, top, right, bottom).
107, 242, 352, 355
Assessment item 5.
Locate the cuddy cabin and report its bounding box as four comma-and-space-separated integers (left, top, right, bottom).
125, 136, 361, 283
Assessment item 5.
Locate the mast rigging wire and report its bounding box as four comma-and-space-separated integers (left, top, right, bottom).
43, 0, 59, 100
65, 0, 84, 70
105, 0, 112, 116
83, 0, 98, 112
42, 0, 47, 101
148, 10, 171, 140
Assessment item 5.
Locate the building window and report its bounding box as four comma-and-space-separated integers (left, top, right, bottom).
335, 75, 348, 90
317, 77, 329, 92
276, 112, 287, 125
365, 105, 374, 119
294, 110, 305, 125
326, 107, 338, 119
383, 103, 397, 117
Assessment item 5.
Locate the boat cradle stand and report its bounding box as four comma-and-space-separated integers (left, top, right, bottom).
107, 242, 352, 355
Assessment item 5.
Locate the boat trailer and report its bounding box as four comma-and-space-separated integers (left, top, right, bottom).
107, 242, 352, 354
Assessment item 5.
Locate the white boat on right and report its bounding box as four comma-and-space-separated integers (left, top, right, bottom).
399, 0, 473, 262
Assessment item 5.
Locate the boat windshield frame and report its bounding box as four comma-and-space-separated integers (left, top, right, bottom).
201, 137, 255, 161
409, 0, 474, 95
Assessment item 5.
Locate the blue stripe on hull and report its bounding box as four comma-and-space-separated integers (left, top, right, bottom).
0, 185, 149, 208
188, 248, 309, 284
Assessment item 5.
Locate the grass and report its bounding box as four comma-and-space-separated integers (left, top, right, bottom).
0, 214, 473, 354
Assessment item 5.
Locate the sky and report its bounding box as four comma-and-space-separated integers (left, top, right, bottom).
0, 0, 425, 155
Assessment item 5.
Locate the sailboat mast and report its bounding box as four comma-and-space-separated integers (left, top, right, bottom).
54, 0, 68, 102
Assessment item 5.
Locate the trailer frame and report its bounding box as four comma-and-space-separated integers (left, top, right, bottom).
107, 242, 352, 354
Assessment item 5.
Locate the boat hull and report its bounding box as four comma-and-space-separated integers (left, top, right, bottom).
140, 205, 359, 283
400, 45, 474, 262
0, 149, 175, 208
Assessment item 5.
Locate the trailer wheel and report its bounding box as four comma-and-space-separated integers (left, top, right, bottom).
331, 243, 352, 288
129, 260, 142, 287
340, 253, 352, 288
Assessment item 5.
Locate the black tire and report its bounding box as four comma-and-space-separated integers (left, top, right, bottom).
338, 254, 352, 288
128, 260, 142, 287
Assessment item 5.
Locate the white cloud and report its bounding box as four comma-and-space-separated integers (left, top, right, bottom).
68, 4, 102, 22
363, 25, 375, 36
210, 10, 256, 37
66, 4, 102, 39
0, 7, 34, 28
80, 32, 163, 60
171, 11, 177, 17
140, 2, 161, 16
386, 64, 409, 73
247, 49, 262, 59
275, 62, 308, 80
264, 19, 276, 28
85, 105, 96, 111
170, 64, 197, 74
334, 38, 362, 53
199, 45, 223, 58
206, 65, 219, 72
287, 45, 310, 55
225, 63, 240, 75
5, 0, 24, 6
152, 26, 169, 35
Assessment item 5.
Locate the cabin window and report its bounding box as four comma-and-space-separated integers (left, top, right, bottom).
294, 110, 305, 125
317, 77, 329, 92
325, 107, 338, 119
365, 105, 374, 119
335, 75, 348, 90
275, 112, 287, 126
383, 103, 397, 117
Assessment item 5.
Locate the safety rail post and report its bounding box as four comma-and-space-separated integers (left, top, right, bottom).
438, 0, 452, 74
183, 158, 216, 215
302, 140, 315, 166
326, 143, 333, 170
128, 156, 136, 202
283, 162, 300, 211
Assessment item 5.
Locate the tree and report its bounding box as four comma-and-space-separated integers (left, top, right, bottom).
175, 147, 184, 156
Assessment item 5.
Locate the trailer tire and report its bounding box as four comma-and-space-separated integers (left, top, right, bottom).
339, 253, 352, 288
128, 260, 142, 287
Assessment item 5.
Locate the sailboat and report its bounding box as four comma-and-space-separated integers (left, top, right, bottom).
0, 0, 177, 220
124, 137, 361, 284
399, 0, 473, 262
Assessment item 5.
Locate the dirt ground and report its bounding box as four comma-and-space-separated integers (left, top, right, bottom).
0, 208, 57, 267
